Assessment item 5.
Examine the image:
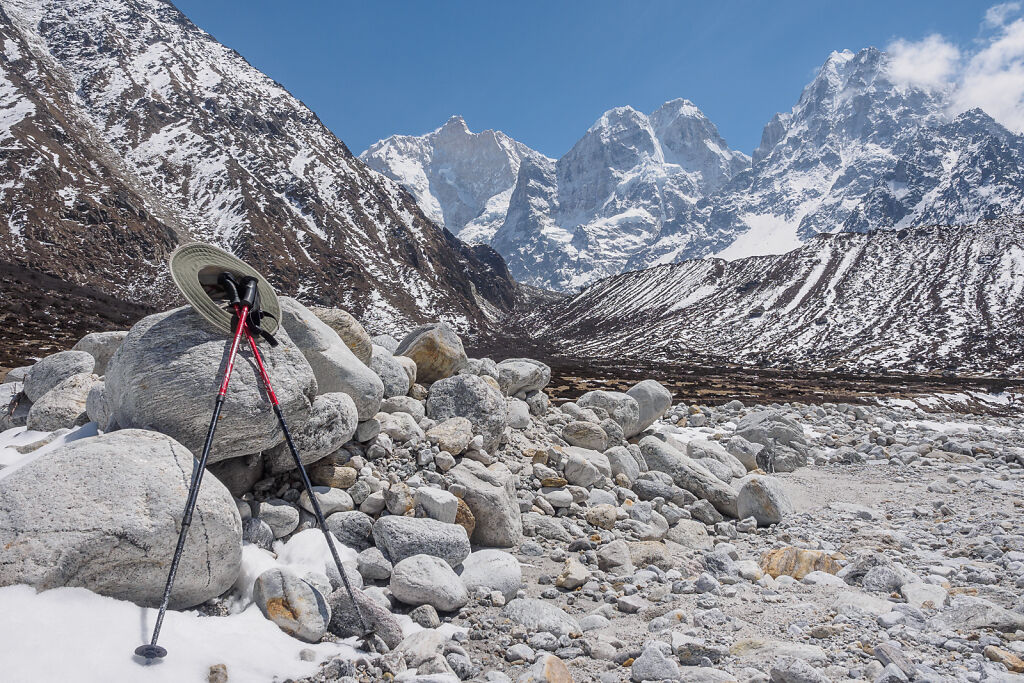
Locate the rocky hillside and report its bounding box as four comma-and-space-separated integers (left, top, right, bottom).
365, 48, 1024, 291
524, 217, 1024, 375
0, 0, 514, 357
3, 300, 1023, 681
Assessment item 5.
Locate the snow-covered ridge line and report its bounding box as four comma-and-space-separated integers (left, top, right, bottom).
365, 47, 1024, 293
526, 216, 1024, 375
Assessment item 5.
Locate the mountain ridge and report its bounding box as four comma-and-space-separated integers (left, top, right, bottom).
364, 46, 1024, 292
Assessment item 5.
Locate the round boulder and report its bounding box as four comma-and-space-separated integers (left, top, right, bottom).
459, 549, 522, 601
495, 358, 551, 396
390, 554, 469, 611
105, 306, 317, 463
263, 392, 358, 473
577, 390, 640, 438
72, 331, 128, 376
24, 350, 95, 402
0, 429, 241, 608
26, 372, 99, 432
372, 515, 470, 566
626, 380, 672, 435
309, 306, 373, 366
370, 345, 412, 398
426, 374, 508, 454
736, 476, 795, 526
561, 421, 608, 451
253, 566, 332, 642
394, 323, 468, 384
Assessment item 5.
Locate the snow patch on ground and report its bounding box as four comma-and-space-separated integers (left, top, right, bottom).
0, 584, 361, 683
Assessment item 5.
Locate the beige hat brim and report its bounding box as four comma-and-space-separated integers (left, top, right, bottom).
169, 243, 281, 336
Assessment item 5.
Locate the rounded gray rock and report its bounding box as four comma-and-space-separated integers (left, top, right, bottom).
72, 331, 128, 376
626, 379, 673, 436
459, 549, 521, 600
390, 554, 469, 611
736, 475, 795, 526
370, 345, 412, 399
253, 567, 331, 642
502, 598, 580, 637
105, 306, 317, 463
0, 429, 241, 608
26, 372, 99, 431
278, 297, 383, 420
577, 390, 640, 438
426, 374, 508, 454
24, 350, 95, 402
263, 392, 358, 473
372, 515, 470, 566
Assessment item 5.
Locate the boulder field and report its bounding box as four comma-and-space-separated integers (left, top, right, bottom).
2, 299, 1023, 682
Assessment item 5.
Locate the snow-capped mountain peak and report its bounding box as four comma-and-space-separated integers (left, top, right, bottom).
360, 116, 551, 245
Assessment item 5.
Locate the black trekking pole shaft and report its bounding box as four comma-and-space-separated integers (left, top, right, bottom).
241, 328, 370, 637
135, 304, 251, 661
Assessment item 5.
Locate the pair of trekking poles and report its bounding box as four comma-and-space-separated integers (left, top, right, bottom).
136, 265, 366, 660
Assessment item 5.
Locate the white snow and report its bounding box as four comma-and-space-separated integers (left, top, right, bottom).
714, 213, 805, 261
0, 584, 360, 683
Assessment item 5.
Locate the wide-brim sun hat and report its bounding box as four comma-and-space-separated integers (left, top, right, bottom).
169, 242, 281, 335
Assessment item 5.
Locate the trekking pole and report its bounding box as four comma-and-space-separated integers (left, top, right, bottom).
135, 274, 250, 661
237, 294, 370, 638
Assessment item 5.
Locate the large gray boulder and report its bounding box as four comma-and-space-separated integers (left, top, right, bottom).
0, 429, 241, 608
370, 345, 412, 398
686, 439, 746, 479
447, 460, 522, 547
562, 446, 611, 487
279, 297, 383, 420
495, 358, 550, 396
459, 549, 521, 601
26, 373, 100, 432
626, 380, 672, 436
309, 306, 373, 366
503, 598, 580, 637
390, 554, 469, 611
734, 410, 808, 451
105, 306, 316, 462
72, 331, 128, 376
394, 323, 468, 384
577, 390, 640, 438
736, 476, 794, 526
372, 515, 471, 566
263, 392, 358, 473
24, 350, 95, 402
640, 437, 738, 518
253, 567, 331, 642
426, 374, 507, 453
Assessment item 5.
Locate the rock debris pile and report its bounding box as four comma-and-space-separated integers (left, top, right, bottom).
2, 299, 1023, 683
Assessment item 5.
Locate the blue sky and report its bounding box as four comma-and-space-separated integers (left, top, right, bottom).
175, 1, 1005, 158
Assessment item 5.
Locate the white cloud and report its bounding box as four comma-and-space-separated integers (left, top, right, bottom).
953, 17, 1024, 131
984, 2, 1021, 28
883, 4, 1024, 133
886, 34, 960, 90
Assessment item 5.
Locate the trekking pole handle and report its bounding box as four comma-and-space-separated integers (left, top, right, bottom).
239, 276, 259, 310
218, 272, 242, 307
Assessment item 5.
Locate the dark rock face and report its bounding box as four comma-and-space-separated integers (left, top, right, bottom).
0, 0, 514, 367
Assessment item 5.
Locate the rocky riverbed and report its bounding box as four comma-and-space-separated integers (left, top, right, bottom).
1, 300, 1023, 683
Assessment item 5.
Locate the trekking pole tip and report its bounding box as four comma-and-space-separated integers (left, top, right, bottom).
134, 644, 168, 660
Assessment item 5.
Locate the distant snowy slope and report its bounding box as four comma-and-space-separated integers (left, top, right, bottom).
0, 0, 514, 335
526, 217, 1024, 374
